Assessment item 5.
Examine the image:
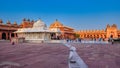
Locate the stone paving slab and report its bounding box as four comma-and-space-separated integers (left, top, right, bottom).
0, 42, 69, 68
63, 43, 88, 68
70, 43, 120, 68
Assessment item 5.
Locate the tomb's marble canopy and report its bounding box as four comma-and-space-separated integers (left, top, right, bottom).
15, 19, 60, 43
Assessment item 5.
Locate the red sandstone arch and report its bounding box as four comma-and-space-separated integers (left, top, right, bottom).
118, 35, 120, 38
11, 33, 15, 37
2, 33, 6, 40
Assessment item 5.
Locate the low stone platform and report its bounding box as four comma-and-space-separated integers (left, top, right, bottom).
0, 42, 69, 68
69, 43, 120, 68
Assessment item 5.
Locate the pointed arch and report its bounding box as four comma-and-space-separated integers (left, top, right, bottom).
2, 33, 6, 40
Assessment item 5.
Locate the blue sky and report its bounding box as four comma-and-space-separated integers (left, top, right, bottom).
0, 0, 120, 30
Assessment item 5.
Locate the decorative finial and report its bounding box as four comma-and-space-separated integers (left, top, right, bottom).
56, 19, 58, 21
14, 21, 17, 25
7, 20, 11, 24
27, 19, 30, 22
38, 18, 42, 21
23, 18, 26, 21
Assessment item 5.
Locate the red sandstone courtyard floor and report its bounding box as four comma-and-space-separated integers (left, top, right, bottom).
69, 43, 120, 68
0, 41, 120, 68
0, 42, 69, 68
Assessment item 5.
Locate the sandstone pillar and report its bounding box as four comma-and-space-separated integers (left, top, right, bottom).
6, 32, 8, 40
0, 32, 2, 40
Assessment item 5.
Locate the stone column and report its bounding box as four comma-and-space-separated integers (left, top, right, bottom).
6, 32, 8, 40
0, 32, 2, 39
44, 33, 46, 40
32, 33, 34, 39
9, 33, 12, 39
14, 33, 16, 38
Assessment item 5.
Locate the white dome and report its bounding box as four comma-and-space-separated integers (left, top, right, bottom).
33, 19, 47, 30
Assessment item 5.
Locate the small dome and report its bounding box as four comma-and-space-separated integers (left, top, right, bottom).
31, 20, 34, 23
112, 24, 117, 27
27, 19, 30, 22
23, 18, 26, 21
13, 21, 17, 25
31, 20, 34, 25
33, 19, 47, 30
6, 20, 11, 24
0, 19, 3, 23
107, 24, 110, 28
50, 19, 63, 28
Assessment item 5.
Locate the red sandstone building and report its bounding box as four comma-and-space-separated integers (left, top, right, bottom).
0, 19, 19, 40
0, 18, 34, 40
20, 18, 34, 28
76, 24, 120, 40
49, 20, 75, 39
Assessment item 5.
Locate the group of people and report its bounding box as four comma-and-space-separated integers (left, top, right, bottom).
65, 37, 115, 44
66, 38, 81, 43
108, 38, 114, 44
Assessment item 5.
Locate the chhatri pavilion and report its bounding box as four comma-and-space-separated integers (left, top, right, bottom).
15, 19, 60, 43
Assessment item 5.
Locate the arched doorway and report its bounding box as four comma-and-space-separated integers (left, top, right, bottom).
118, 35, 120, 38
110, 32, 114, 38
51, 33, 56, 40
11, 33, 14, 37
2, 33, 6, 40
110, 35, 113, 38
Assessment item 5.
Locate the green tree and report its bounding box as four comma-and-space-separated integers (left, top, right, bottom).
74, 33, 80, 39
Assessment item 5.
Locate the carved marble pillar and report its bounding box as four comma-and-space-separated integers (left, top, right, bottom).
32, 33, 33, 39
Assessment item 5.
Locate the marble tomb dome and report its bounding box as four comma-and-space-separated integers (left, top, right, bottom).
33, 19, 47, 30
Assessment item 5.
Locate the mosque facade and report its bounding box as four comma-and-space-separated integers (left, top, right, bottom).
76, 24, 120, 40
